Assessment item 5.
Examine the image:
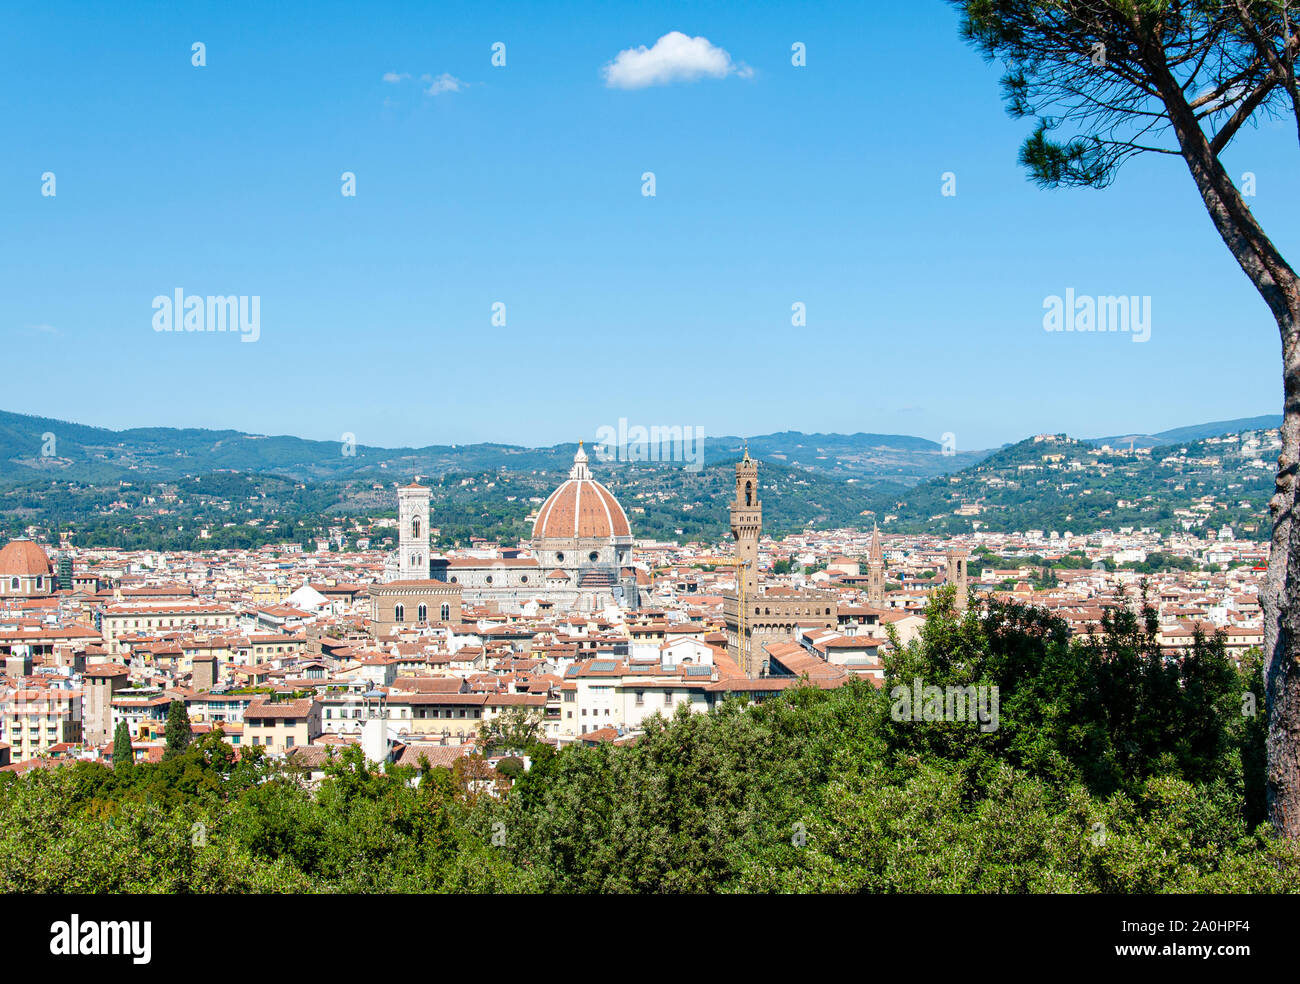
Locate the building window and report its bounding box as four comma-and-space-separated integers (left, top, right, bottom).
418, 603, 428, 622
556, 552, 565, 563
440, 604, 450, 621
589, 551, 598, 562
485, 575, 493, 584
664, 693, 673, 706
520, 575, 528, 583
635, 691, 644, 706
394, 604, 405, 623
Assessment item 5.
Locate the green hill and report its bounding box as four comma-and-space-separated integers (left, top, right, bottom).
866, 428, 1278, 539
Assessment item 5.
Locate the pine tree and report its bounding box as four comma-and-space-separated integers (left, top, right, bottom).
112, 720, 134, 772
163, 699, 192, 760
949, 0, 1300, 839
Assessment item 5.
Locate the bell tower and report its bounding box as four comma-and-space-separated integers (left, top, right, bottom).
397, 481, 431, 580
867, 522, 885, 606
730, 446, 761, 597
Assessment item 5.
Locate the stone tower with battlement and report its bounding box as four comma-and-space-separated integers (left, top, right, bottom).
730, 447, 761, 597
723, 447, 837, 677
946, 549, 969, 612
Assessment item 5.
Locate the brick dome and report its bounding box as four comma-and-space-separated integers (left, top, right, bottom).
0, 540, 53, 577
532, 445, 631, 540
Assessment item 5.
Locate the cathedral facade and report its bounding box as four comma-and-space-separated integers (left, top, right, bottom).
382, 445, 642, 614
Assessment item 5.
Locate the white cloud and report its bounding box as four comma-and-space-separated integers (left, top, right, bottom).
383, 71, 467, 96
602, 31, 750, 89
425, 72, 466, 96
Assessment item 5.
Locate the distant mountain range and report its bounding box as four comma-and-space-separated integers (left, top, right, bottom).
0, 408, 1282, 489
1086, 415, 1282, 449
0, 409, 984, 487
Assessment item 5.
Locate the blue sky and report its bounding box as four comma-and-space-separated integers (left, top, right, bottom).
3, 0, 1296, 453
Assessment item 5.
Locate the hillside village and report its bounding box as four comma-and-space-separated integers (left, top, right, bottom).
877, 429, 1280, 538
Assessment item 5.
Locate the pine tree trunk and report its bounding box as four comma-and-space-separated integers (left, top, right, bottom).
1149, 58, 1300, 837
1269, 297, 1300, 839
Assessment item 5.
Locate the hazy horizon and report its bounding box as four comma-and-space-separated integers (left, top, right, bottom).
0, 404, 1280, 454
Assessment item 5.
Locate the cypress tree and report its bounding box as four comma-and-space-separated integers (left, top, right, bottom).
163, 699, 192, 760
113, 720, 134, 772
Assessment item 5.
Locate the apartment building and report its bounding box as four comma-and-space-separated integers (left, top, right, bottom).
110, 689, 173, 738
560, 658, 714, 743
0, 687, 83, 762
243, 698, 321, 754
97, 602, 237, 655
184, 691, 261, 727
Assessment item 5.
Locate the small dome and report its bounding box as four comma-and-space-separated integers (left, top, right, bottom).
533, 445, 631, 540
0, 540, 53, 577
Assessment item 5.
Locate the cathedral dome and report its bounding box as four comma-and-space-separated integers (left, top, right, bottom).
0, 539, 53, 577
533, 444, 631, 540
